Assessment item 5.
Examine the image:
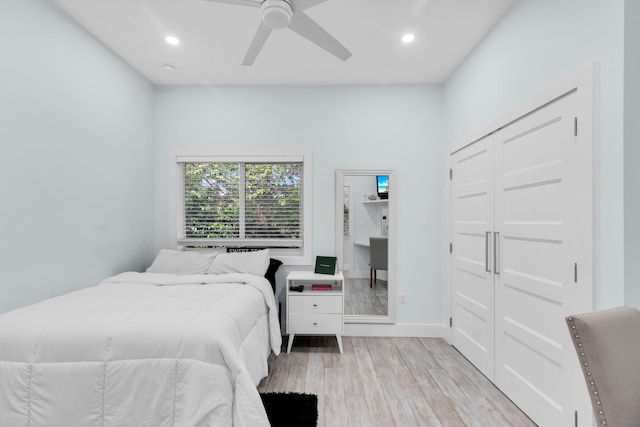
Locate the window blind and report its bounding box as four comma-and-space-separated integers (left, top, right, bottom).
178, 161, 303, 249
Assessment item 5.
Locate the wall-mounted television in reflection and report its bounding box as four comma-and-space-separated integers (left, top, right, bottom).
376, 175, 389, 199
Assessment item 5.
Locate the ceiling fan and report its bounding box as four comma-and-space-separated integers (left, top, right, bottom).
202, 0, 352, 66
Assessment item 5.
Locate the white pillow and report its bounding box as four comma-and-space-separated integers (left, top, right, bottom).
146, 249, 217, 275
206, 249, 270, 276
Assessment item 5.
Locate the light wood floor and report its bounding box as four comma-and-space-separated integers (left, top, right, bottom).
258, 336, 536, 427
344, 277, 388, 316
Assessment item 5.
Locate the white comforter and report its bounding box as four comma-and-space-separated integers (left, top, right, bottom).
0, 272, 282, 427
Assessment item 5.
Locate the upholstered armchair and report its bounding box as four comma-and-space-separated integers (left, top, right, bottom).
566, 306, 640, 427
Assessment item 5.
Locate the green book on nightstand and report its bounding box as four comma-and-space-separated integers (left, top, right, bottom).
314, 256, 337, 275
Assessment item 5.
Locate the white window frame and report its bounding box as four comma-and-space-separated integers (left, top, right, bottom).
168, 149, 312, 265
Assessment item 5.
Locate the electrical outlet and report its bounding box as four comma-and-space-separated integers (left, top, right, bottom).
399, 293, 406, 304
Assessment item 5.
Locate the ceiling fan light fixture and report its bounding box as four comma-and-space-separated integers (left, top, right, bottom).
165, 35, 180, 46
402, 33, 415, 43
260, 0, 293, 30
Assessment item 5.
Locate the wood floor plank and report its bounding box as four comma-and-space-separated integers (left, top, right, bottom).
393, 338, 466, 425
305, 351, 326, 427
259, 351, 292, 392
418, 338, 536, 427
393, 336, 442, 370
261, 337, 535, 427
352, 338, 397, 427
339, 339, 365, 398
419, 337, 513, 424
344, 277, 388, 316
407, 395, 443, 427
429, 367, 484, 426
325, 367, 348, 427
284, 350, 309, 391
344, 396, 373, 427
365, 338, 420, 426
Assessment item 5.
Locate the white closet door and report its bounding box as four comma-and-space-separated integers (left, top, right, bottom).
450, 135, 495, 380
493, 90, 589, 426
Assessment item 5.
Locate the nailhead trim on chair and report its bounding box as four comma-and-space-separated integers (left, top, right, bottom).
567, 316, 607, 425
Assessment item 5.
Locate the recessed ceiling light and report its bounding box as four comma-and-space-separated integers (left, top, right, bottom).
165, 35, 180, 46
402, 33, 415, 43
161, 64, 175, 73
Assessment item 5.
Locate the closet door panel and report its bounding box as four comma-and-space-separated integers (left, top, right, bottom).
493, 90, 579, 427
450, 135, 495, 380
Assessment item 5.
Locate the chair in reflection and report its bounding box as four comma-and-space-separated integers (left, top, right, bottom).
369, 237, 388, 288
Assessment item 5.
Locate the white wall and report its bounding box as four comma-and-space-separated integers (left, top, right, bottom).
3, 0, 630, 327
153, 85, 445, 325
624, 0, 640, 309
443, 0, 625, 309
0, 0, 156, 313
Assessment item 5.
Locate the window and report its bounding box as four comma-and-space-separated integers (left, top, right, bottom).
169, 151, 312, 264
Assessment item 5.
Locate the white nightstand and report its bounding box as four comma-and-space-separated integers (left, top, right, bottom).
286, 271, 344, 354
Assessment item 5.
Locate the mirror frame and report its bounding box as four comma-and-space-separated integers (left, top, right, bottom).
335, 169, 397, 324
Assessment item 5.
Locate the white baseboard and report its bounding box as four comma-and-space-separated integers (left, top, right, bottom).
343, 322, 446, 337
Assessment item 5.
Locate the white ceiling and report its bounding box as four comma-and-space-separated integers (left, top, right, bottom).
52, 0, 515, 86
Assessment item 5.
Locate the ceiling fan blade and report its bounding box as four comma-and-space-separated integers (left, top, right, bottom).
288, 11, 351, 61
200, 0, 260, 8
291, 0, 327, 11
242, 22, 273, 66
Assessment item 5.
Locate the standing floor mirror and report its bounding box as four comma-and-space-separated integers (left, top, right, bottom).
335, 169, 396, 324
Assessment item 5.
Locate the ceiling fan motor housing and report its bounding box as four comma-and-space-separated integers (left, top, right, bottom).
260, 0, 293, 29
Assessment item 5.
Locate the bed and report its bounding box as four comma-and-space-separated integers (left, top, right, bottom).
0, 249, 282, 427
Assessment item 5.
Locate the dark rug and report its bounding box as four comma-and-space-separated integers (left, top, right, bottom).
260, 392, 318, 427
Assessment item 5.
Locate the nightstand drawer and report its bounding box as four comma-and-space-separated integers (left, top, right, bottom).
288, 295, 342, 314
288, 313, 343, 333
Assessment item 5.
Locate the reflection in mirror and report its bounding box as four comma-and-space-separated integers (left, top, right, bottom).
343, 176, 388, 316
335, 169, 396, 324
343, 186, 350, 237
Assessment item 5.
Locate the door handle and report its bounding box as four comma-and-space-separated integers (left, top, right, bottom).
485, 231, 491, 273
494, 232, 500, 274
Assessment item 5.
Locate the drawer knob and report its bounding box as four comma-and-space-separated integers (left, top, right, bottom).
313, 304, 318, 307
313, 323, 318, 326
